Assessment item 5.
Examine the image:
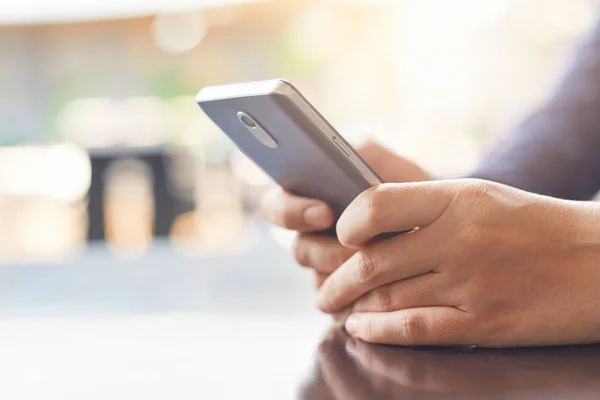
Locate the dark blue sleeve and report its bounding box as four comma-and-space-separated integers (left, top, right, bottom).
471, 22, 600, 201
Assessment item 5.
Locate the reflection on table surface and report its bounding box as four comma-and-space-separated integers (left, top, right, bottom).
303, 329, 600, 400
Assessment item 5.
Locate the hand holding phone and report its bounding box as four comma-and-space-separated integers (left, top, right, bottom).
197, 79, 430, 298
260, 141, 426, 290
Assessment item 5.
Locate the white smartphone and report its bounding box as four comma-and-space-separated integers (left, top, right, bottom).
196, 79, 382, 220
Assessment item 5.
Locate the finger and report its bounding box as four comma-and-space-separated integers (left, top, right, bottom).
261, 188, 334, 232
337, 181, 456, 248
351, 273, 449, 313
344, 307, 473, 346
294, 234, 356, 274
315, 272, 329, 289
356, 141, 430, 183
317, 230, 441, 313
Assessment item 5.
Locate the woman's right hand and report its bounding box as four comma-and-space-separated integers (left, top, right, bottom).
260, 141, 432, 289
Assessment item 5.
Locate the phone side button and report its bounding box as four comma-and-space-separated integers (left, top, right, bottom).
332, 137, 351, 157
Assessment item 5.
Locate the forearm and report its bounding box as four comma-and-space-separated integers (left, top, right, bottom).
472, 21, 600, 201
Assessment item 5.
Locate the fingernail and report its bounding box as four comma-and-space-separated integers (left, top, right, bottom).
345, 315, 360, 335
304, 205, 329, 229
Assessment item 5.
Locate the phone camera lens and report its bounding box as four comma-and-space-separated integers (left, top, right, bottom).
239, 114, 257, 128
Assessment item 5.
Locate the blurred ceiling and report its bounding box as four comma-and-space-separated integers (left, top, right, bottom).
0, 0, 266, 25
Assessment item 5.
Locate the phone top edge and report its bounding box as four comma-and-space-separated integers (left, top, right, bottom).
196, 79, 383, 187
196, 79, 291, 104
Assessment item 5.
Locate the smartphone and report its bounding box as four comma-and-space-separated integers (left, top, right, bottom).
196, 79, 382, 219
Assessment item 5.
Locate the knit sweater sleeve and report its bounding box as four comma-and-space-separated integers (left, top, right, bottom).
471, 22, 600, 200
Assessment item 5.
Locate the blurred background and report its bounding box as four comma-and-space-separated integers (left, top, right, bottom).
1, 0, 598, 263
1, 1, 599, 398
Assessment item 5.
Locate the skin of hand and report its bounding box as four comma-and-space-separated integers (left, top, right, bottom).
316, 179, 600, 347
260, 141, 431, 292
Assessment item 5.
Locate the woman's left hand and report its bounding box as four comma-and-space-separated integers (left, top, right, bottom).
317, 179, 600, 347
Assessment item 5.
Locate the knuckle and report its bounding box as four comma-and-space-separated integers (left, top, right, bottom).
374, 288, 393, 311
459, 179, 489, 197
362, 317, 378, 342
400, 314, 428, 342
465, 311, 507, 346
327, 246, 352, 272
356, 250, 379, 283
364, 186, 390, 230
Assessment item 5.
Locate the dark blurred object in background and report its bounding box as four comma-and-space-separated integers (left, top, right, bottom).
87, 147, 195, 242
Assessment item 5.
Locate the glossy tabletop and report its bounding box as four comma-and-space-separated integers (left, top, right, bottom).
2, 232, 600, 399
304, 330, 600, 400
